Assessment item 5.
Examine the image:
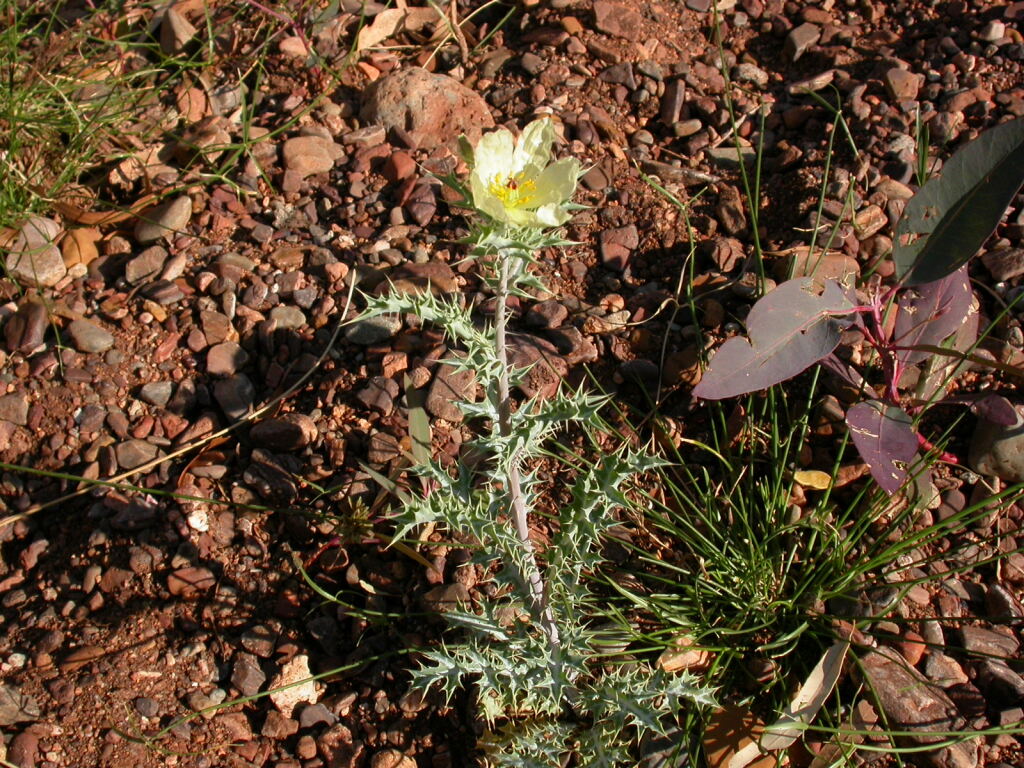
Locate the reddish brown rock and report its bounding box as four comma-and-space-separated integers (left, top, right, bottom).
360, 67, 494, 150
281, 135, 344, 178
885, 68, 922, 100
593, 1, 642, 41
250, 413, 318, 451
599, 225, 639, 272
167, 567, 216, 599
785, 23, 820, 62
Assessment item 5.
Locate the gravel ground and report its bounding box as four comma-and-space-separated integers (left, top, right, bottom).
2, 1, 1024, 766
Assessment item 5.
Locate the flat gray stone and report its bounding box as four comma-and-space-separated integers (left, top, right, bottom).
115, 439, 160, 470
367, 431, 401, 464
200, 310, 234, 345
160, 7, 196, 55
66, 319, 115, 354
981, 247, 1024, 282
249, 413, 318, 451
0, 684, 40, 726
269, 305, 306, 330
135, 196, 192, 243
281, 136, 343, 177
593, 0, 643, 41
139, 382, 174, 408
858, 646, 976, 768
733, 62, 769, 88
0, 394, 29, 426
125, 245, 169, 284
785, 22, 821, 62
231, 653, 266, 697
525, 300, 569, 330
924, 652, 969, 688
959, 625, 1020, 658
6, 216, 66, 288
214, 374, 256, 420
423, 583, 470, 612
5, 299, 48, 355
144, 279, 185, 304
886, 67, 922, 101
207, 341, 249, 377
706, 145, 758, 169
356, 376, 399, 416
299, 702, 337, 728
344, 315, 401, 345
977, 660, 1024, 706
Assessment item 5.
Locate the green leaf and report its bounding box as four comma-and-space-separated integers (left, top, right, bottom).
894, 117, 1024, 285
404, 374, 432, 466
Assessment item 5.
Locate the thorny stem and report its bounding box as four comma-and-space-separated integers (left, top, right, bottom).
492, 247, 567, 683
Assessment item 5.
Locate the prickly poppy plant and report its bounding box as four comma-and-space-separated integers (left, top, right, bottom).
360, 119, 713, 766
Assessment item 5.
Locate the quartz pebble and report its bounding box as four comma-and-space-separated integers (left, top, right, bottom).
269, 654, 320, 718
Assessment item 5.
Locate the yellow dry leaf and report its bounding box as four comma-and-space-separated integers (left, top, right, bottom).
704, 705, 778, 768
54, 193, 157, 227
177, 86, 209, 124
656, 634, 712, 673
61, 228, 102, 268
356, 6, 442, 52
793, 470, 832, 490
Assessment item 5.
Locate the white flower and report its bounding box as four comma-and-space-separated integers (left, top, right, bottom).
468, 119, 580, 228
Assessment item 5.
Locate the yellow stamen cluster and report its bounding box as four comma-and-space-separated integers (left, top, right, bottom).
487, 173, 537, 209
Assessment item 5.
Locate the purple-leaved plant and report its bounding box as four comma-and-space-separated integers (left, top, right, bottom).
694, 116, 1024, 495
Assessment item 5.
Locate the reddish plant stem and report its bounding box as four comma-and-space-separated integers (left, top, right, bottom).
917, 433, 960, 465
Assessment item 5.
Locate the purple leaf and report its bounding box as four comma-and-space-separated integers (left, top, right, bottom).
893, 266, 973, 367
820, 353, 869, 391
846, 401, 919, 495
694, 278, 855, 400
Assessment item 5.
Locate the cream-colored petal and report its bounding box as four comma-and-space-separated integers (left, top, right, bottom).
532, 203, 570, 227
527, 157, 580, 207
472, 128, 516, 184
468, 167, 489, 206
475, 192, 511, 224
504, 207, 536, 227
512, 119, 554, 174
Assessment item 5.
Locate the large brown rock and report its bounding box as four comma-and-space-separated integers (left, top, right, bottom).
857, 646, 978, 768
969, 405, 1024, 482
360, 67, 494, 150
